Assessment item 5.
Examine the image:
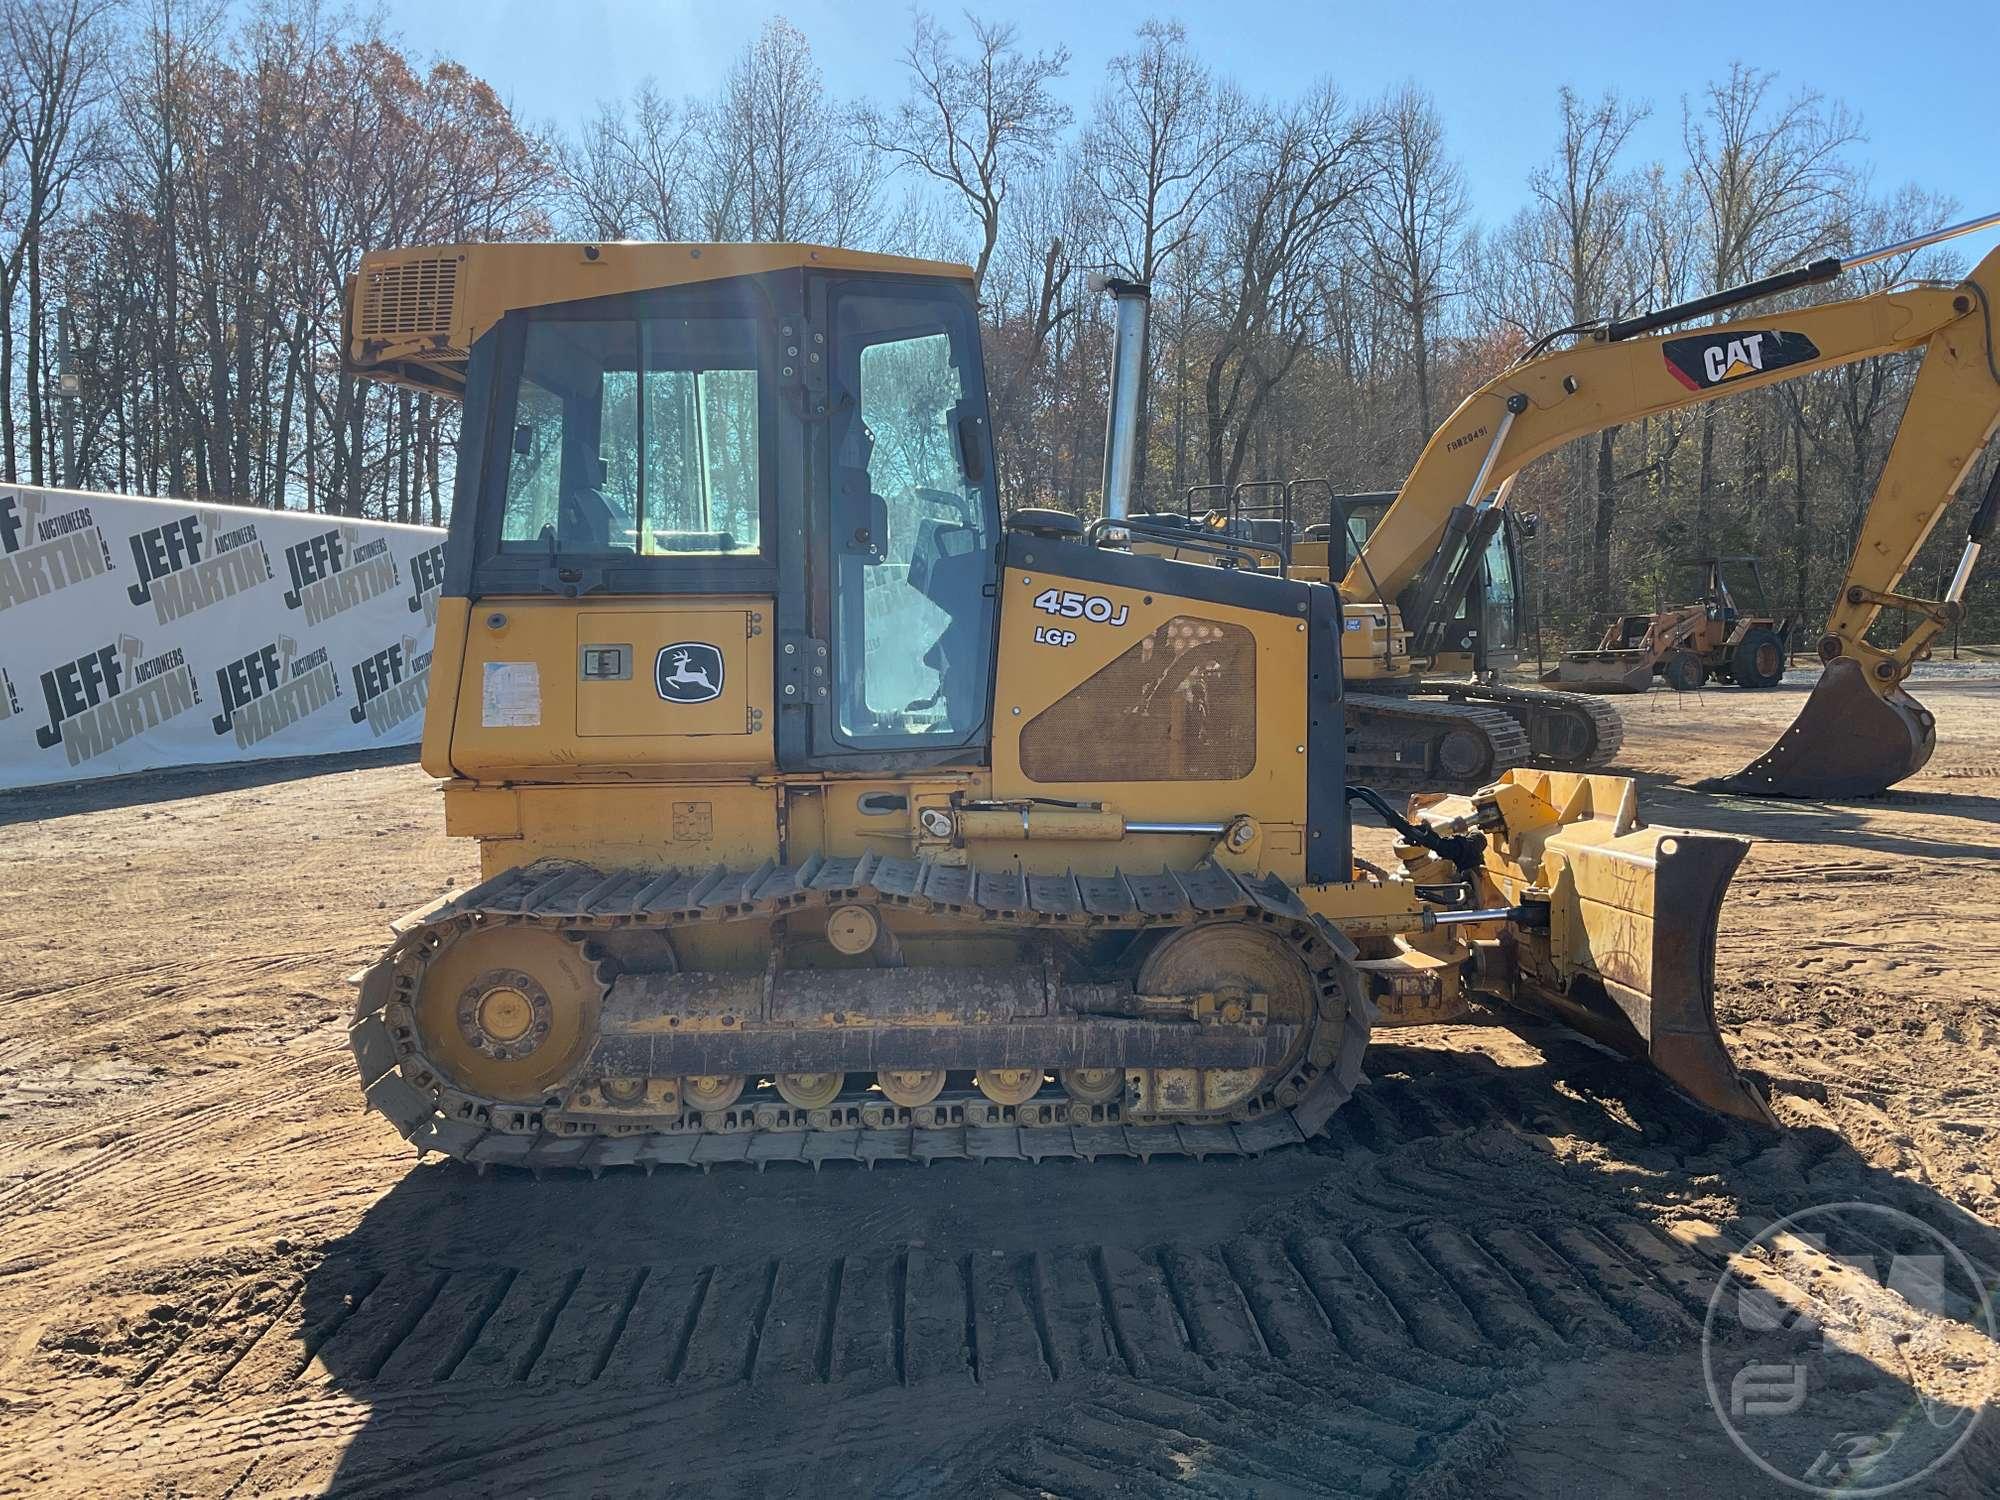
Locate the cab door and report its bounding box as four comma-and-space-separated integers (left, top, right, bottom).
798, 273, 1001, 771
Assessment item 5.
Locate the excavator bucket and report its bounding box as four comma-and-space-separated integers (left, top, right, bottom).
1425, 771, 1777, 1126
1701, 657, 1937, 798
1539, 650, 1656, 694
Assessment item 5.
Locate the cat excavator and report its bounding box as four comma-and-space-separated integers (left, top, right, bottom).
1129, 210, 2000, 798
337, 236, 1778, 1178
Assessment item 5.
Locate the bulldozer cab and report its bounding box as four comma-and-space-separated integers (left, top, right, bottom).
452, 261, 1002, 773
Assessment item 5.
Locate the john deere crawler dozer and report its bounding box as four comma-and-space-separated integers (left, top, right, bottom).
340, 240, 1774, 1170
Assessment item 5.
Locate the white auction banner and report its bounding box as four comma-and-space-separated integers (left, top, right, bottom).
0, 485, 447, 792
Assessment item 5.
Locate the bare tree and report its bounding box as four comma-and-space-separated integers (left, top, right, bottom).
1199, 83, 1378, 487
0, 0, 119, 483
709, 18, 875, 245
858, 10, 1069, 289
1361, 84, 1467, 454
1083, 19, 1244, 494
1682, 63, 1860, 530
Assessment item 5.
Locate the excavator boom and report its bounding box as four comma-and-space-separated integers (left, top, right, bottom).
1345, 226, 2000, 798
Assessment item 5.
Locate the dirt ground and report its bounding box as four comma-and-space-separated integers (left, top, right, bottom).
0, 668, 1996, 1499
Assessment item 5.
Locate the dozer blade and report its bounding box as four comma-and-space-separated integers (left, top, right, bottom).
1701, 657, 1936, 798
1433, 771, 1777, 1127
1539, 652, 1655, 694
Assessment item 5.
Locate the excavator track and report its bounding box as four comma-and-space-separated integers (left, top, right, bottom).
1435, 681, 1625, 772
349, 855, 1374, 1173
1344, 692, 1533, 793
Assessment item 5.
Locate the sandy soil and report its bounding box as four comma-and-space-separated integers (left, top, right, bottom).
0, 671, 1995, 1498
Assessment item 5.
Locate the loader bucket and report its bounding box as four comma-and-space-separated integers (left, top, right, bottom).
1700, 657, 1936, 799
1539, 651, 1656, 694
1434, 771, 1777, 1127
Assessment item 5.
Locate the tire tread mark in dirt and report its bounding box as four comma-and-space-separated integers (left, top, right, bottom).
443, 1267, 577, 1385
1409, 1222, 1556, 1353
207, 1266, 379, 1397
1024, 1251, 1062, 1381
1347, 1229, 1497, 1363
1599, 1219, 1724, 1317
1473, 1226, 1637, 1348
587, 1267, 650, 1383
1282, 1235, 1409, 1362
374, 1267, 514, 1384
527, 1265, 641, 1386
432, 1267, 517, 1383
829, 1252, 897, 1390
900, 1245, 967, 1384
814, 1257, 843, 1384
1086, 1247, 1142, 1378
1095, 1247, 1190, 1372
740, 1261, 779, 1383
509, 1266, 582, 1382
1222, 1238, 1340, 1362
891, 1249, 908, 1386
751, 1258, 834, 1385
677, 1261, 771, 1387
1154, 1246, 1262, 1359
969, 1251, 1045, 1381
314, 1268, 448, 1384
1550, 1225, 1697, 1341
1151, 1247, 1221, 1360
661, 1266, 713, 1384
191, 1278, 304, 1394
1042, 1248, 1124, 1378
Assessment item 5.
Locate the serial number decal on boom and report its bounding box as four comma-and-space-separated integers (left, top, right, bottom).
1663, 329, 1820, 391
1032, 589, 1130, 626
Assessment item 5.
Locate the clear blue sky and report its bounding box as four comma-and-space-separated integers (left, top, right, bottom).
378, 0, 2000, 264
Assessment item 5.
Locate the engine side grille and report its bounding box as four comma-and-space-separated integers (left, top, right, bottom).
358, 255, 459, 340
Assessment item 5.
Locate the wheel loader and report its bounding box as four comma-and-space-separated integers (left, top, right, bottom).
1546, 557, 1791, 695
339, 239, 1776, 1171
1125, 210, 2000, 799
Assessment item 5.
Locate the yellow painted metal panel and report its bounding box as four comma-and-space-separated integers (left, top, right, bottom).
576, 609, 754, 738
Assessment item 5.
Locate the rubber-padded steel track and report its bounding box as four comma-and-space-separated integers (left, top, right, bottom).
1345, 692, 1532, 793
349, 855, 1374, 1173
1440, 681, 1626, 771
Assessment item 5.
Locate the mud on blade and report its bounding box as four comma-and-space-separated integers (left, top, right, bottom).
1701, 657, 1937, 799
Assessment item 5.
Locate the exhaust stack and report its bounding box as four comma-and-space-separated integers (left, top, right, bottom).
1094, 276, 1151, 524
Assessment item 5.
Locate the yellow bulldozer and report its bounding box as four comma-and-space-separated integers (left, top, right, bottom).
337, 214, 1995, 1168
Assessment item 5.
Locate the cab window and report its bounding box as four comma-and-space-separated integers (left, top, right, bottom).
827, 285, 997, 748
498, 315, 765, 556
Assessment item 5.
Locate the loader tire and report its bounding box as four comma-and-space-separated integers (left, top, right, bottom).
1730, 627, 1786, 689
1663, 650, 1705, 693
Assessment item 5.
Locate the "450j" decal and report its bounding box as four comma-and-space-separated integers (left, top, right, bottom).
1031, 588, 1129, 625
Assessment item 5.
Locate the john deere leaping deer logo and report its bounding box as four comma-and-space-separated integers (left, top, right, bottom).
655, 642, 724, 704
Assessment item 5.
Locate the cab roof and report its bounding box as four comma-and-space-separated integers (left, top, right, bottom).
344, 241, 978, 399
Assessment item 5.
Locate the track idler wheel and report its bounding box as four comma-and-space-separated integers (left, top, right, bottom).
413, 924, 606, 1104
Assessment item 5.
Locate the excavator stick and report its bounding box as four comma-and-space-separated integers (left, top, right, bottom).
1419, 771, 1777, 1127
1703, 657, 1937, 799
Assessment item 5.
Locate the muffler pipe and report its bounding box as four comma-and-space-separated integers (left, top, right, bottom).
1093, 275, 1151, 536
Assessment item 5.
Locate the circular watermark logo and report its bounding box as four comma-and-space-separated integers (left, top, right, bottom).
1703, 1201, 1998, 1496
